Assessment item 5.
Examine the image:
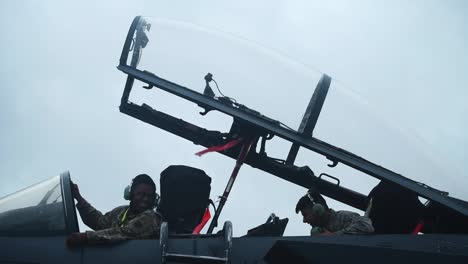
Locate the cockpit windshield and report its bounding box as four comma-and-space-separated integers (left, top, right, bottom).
0, 175, 66, 236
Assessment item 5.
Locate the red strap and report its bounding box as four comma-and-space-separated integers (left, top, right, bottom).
412, 220, 424, 234
192, 208, 212, 234
195, 138, 243, 157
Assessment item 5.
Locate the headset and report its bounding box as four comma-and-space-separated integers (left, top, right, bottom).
306, 191, 326, 217
123, 175, 160, 208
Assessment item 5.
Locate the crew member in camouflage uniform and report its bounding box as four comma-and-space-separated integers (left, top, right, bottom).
67, 174, 161, 246
295, 189, 374, 235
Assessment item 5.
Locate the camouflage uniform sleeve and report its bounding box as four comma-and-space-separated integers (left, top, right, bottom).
85, 210, 161, 244
76, 200, 120, 230
333, 211, 374, 235
310, 227, 324, 235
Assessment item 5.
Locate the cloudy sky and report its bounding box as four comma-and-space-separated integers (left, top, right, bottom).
1, 0, 466, 236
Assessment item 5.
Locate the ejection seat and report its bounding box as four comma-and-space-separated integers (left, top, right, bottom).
158, 165, 212, 234
157, 165, 232, 264
366, 181, 425, 234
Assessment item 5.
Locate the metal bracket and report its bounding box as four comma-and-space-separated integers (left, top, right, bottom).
327, 156, 339, 168
319, 173, 340, 186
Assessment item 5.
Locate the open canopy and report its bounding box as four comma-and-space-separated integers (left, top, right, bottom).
116, 17, 468, 222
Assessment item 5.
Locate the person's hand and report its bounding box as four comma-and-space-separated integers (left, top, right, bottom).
311, 226, 323, 235
70, 181, 83, 202
66, 232, 87, 247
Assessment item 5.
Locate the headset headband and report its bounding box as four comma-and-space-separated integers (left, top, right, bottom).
307, 191, 316, 204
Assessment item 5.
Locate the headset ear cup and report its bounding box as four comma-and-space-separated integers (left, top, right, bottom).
124, 185, 131, 200
313, 203, 325, 217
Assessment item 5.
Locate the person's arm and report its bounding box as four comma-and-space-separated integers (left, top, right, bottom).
72, 182, 112, 230
85, 210, 161, 245
334, 212, 374, 235
76, 200, 116, 230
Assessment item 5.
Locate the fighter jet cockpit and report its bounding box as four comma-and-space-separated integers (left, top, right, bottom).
117, 15, 468, 233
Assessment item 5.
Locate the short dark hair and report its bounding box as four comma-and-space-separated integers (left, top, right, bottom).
295, 189, 328, 213
131, 174, 156, 195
